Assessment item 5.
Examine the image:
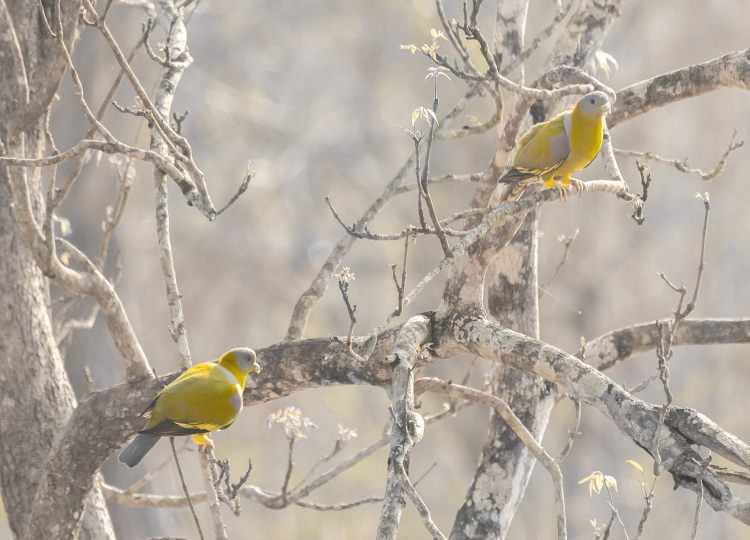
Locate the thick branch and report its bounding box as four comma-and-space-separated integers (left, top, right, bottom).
610, 48, 750, 127
584, 318, 750, 371
444, 315, 750, 527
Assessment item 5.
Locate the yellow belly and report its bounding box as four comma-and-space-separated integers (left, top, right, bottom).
543, 110, 604, 186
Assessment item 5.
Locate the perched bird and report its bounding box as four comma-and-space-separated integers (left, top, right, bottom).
119, 348, 261, 468
499, 91, 611, 194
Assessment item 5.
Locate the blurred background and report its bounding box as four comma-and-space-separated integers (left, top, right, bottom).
2, 0, 749, 538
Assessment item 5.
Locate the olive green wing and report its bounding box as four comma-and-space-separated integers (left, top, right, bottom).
500, 112, 570, 183
140, 364, 242, 436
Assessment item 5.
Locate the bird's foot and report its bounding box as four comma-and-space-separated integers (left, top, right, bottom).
553, 182, 569, 202
192, 434, 215, 451
552, 178, 586, 201
567, 178, 586, 197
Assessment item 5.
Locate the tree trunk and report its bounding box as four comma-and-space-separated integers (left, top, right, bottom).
0, 2, 114, 538
449, 211, 552, 539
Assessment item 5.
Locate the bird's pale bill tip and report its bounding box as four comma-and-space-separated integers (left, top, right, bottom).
250, 361, 262, 374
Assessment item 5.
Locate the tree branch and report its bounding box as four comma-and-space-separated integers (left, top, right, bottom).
376, 314, 436, 539
417, 378, 567, 540
583, 318, 750, 371
610, 48, 750, 127
445, 315, 750, 528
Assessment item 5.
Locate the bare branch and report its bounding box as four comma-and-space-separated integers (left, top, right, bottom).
198, 445, 228, 540
690, 454, 712, 540
500, 0, 578, 75
285, 83, 487, 340
325, 196, 471, 240
80, 0, 217, 218
610, 48, 750, 128
170, 438, 205, 540
391, 230, 412, 317
417, 378, 567, 540
150, 0, 197, 369
615, 131, 743, 181
1, 158, 150, 380
418, 94, 452, 257
555, 395, 582, 462
216, 164, 253, 216
539, 228, 579, 294
377, 314, 432, 539
651, 195, 711, 471
585, 317, 750, 371
447, 315, 750, 528
335, 268, 358, 349
399, 465, 447, 540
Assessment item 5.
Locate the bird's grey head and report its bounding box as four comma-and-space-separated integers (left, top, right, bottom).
578, 91, 611, 116
229, 347, 261, 375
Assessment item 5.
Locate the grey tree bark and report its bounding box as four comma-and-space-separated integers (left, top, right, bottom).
2, 0, 750, 538
450, 2, 626, 537
450, 212, 550, 539
0, 2, 115, 538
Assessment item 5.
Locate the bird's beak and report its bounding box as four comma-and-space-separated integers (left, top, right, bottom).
602, 102, 612, 115
250, 361, 261, 374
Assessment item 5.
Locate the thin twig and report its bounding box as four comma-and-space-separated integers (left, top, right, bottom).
398, 463, 447, 540
690, 454, 712, 540
295, 496, 383, 512
628, 368, 660, 394
128, 440, 191, 494
285, 83, 487, 341
635, 477, 656, 540
324, 196, 468, 240
281, 434, 296, 505
631, 161, 651, 225
418, 93, 452, 257
170, 438, 205, 540
336, 270, 358, 349
600, 509, 617, 540
539, 228, 579, 294
293, 440, 345, 493
213, 457, 253, 515
414, 138, 428, 230
142, 19, 173, 67
390, 172, 483, 194
500, 0, 578, 75
555, 395, 581, 462
216, 164, 253, 216
391, 229, 412, 316
418, 378, 567, 540
616, 132, 743, 182
652, 195, 710, 470
604, 485, 630, 540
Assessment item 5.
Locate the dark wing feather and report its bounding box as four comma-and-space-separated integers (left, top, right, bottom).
139, 419, 211, 437
498, 168, 536, 183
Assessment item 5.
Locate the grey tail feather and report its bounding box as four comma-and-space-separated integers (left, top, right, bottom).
119, 434, 160, 468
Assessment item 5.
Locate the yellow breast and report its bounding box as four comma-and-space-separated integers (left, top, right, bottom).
562, 106, 604, 174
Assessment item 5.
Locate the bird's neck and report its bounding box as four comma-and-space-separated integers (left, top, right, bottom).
218, 356, 248, 389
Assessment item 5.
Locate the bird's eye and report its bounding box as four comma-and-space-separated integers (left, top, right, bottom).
589, 98, 595, 104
